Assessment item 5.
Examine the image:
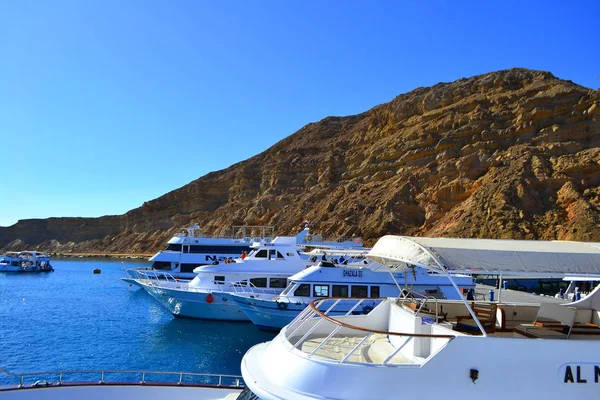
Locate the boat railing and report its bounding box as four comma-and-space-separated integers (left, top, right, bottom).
0, 367, 244, 390
282, 297, 455, 366
128, 269, 180, 284
397, 288, 440, 321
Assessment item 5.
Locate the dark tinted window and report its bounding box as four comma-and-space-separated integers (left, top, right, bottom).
351, 286, 368, 298
250, 277, 267, 288
276, 251, 285, 259
370, 286, 380, 298
180, 263, 199, 273
152, 261, 171, 270
166, 244, 182, 251
269, 278, 287, 288
313, 285, 329, 297
294, 284, 310, 297
255, 250, 268, 258
214, 276, 225, 285
332, 285, 349, 297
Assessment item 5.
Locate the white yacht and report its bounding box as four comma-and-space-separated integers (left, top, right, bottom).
0, 251, 54, 273
130, 224, 363, 280
228, 261, 475, 330
132, 237, 367, 321
240, 236, 600, 399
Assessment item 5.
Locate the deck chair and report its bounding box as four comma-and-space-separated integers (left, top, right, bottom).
513, 303, 576, 339
455, 302, 497, 334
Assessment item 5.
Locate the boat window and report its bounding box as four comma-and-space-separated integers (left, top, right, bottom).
250, 277, 267, 288
166, 244, 182, 252
254, 250, 268, 258
280, 283, 296, 296
294, 284, 311, 297
180, 263, 200, 273
286, 253, 295, 257
183, 245, 190, 254
151, 261, 171, 270
276, 251, 285, 259
269, 278, 287, 288
239, 280, 248, 286
370, 286, 380, 298
351, 285, 368, 298
332, 285, 349, 297
313, 285, 330, 297
214, 276, 225, 285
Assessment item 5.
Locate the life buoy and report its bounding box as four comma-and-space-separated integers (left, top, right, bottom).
206, 293, 214, 303
276, 301, 288, 310
362, 305, 373, 314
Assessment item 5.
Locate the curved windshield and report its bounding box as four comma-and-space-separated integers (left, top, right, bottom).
280, 282, 296, 296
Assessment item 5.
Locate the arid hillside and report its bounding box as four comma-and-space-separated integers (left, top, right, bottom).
2, 68, 599, 253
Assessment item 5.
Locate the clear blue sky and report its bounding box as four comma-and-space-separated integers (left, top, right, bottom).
1, 0, 598, 227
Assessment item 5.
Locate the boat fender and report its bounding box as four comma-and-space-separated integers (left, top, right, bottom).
277, 301, 288, 310
206, 293, 214, 303
362, 305, 373, 314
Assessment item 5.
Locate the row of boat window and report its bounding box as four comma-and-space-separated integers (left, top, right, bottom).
284, 283, 380, 298
214, 276, 288, 289
165, 244, 251, 254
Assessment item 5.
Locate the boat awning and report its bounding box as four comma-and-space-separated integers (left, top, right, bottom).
367, 236, 600, 276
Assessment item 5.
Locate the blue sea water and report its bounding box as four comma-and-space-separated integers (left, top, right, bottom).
0, 258, 275, 385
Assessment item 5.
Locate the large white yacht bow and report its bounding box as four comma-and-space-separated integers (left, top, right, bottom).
240, 236, 600, 399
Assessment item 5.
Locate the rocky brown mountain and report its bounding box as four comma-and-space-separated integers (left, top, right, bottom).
2, 68, 599, 254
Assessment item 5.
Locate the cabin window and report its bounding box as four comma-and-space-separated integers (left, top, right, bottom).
166, 244, 182, 252
183, 245, 190, 254
250, 278, 267, 288
180, 263, 200, 273
286, 253, 295, 257
214, 276, 225, 285
332, 285, 349, 297
239, 280, 248, 287
152, 261, 171, 270
370, 286, 380, 298
276, 251, 285, 259
269, 278, 287, 288
351, 285, 368, 298
294, 284, 311, 297
313, 285, 329, 297
254, 250, 268, 258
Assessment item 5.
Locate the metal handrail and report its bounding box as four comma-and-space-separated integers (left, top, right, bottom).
307, 298, 455, 339
0, 367, 244, 389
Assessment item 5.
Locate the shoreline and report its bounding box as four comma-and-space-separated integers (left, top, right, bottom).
50, 252, 153, 260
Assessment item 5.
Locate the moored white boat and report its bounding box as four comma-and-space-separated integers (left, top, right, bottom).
229, 261, 475, 330
130, 225, 363, 280
240, 236, 600, 399
0, 252, 54, 273
132, 239, 367, 321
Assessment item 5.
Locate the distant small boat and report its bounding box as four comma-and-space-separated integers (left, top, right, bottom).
0, 251, 54, 273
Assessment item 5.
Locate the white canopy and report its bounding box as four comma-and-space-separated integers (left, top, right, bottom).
367, 236, 600, 276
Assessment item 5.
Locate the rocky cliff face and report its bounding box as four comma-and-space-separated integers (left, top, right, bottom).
2, 68, 599, 253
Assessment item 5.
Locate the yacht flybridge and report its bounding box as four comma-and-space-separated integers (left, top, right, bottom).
131, 225, 364, 280
240, 236, 600, 399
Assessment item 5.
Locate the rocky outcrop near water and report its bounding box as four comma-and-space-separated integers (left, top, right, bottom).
2, 68, 599, 253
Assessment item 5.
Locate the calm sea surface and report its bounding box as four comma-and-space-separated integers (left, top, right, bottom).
0, 258, 275, 384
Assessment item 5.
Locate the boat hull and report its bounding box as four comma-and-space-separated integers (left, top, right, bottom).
141, 283, 250, 321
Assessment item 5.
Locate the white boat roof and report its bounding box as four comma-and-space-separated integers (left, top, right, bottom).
367, 236, 600, 276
